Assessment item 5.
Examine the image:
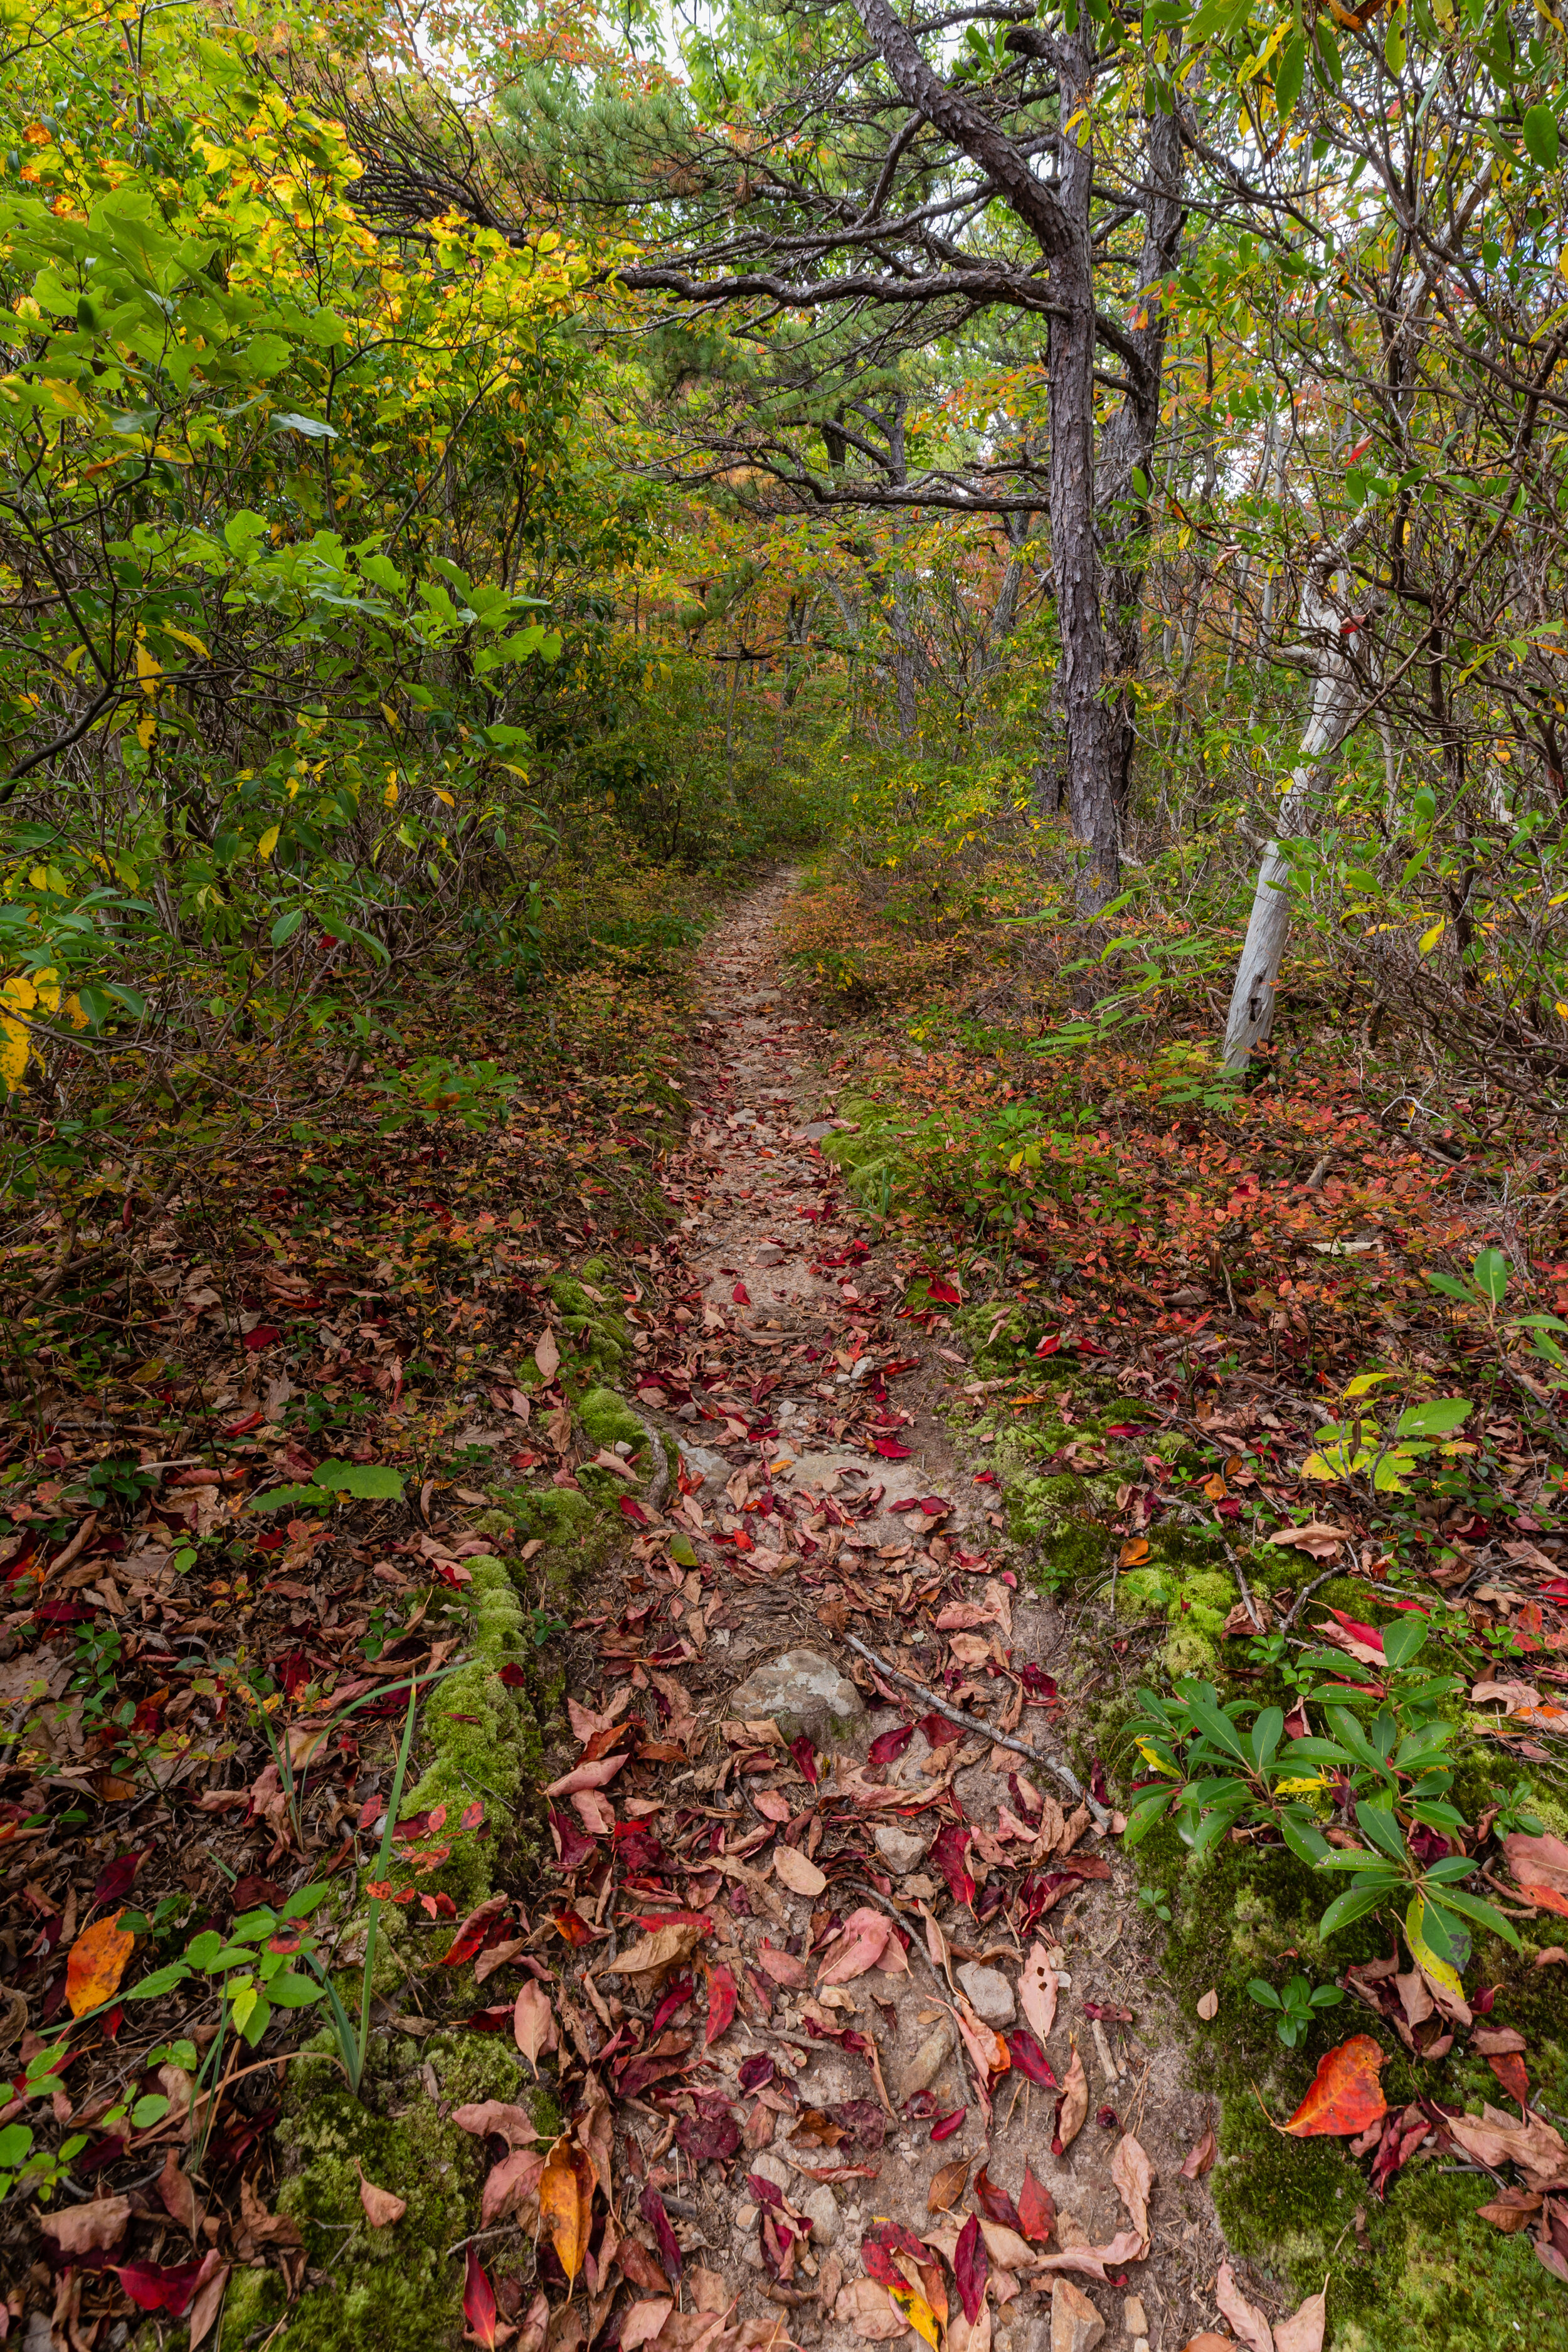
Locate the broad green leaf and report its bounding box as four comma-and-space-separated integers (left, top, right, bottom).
1395, 1397, 1471, 1438
1471, 1249, 1508, 1305
1524, 105, 1561, 170
315, 1461, 405, 1500
1318, 1884, 1390, 1937
1380, 1616, 1429, 1668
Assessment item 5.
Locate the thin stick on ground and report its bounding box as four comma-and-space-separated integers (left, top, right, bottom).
842, 1632, 1111, 1828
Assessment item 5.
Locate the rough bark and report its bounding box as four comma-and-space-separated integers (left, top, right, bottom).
851, 0, 1122, 909
1096, 90, 1185, 825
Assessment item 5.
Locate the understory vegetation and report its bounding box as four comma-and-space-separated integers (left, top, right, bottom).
2, 0, 1567, 2344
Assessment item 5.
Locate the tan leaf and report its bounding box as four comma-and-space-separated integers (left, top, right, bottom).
1034, 2232, 1145, 2284
452, 2100, 538, 2149
927, 2157, 969, 2214
689, 2268, 731, 2316
772, 1844, 828, 1897
358, 2168, 408, 2229
817, 1906, 892, 1985
1020, 1942, 1058, 2042
156, 2150, 200, 2237
186, 2255, 229, 2352
36, 2196, 129, 2255
832, 2279, 909, 2341
1180, 2127, 1217, 2181
536, 1328, 561, 1382
946, 2306, 992, 2352
1196, 1988, 1218, 2021
1109, 2132, 1152, 2247
1216, 2260, 1273, 2352
1273, 2282, 1328, 2352
1057, 2047, 1089, 2149
1446, 2103, 1568, 2187
514, 1979, 558, 2068
608, 1920, 703, 1978
1265, 1522, 1351, 1559
620, 2301, 674, 2352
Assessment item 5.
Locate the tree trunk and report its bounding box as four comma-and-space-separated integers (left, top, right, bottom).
1096, 90, 1185, 826
1222, 550, 1377, 1069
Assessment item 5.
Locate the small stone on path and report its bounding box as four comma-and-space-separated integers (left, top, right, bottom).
726, 1649, 866, 1744
1050, 2278, 1106, 2352
956, 1961, 1017, 2027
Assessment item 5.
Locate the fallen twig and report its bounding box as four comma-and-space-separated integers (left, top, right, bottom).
842, 1632, 1110, 1828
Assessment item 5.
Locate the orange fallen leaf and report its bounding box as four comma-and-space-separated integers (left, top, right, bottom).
1118, 1537, 1150, 1567
538, 2136, 594, 2282
1281, 2034, 1388, 2137
66, 1909, 134, 2018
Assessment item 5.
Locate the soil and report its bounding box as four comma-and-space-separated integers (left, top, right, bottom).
548, 876, 1249, 2352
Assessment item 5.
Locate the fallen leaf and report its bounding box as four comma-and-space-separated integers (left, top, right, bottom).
1196, 1988, 1218, 2021
156, 2151, 199, 2238
1266, 1522, 1352, 1558
620, 2301, 675, 2352
535, 1329, 560, 1382
539, 2137, 594, 2283
705, 1963, 738, 2045
1281, 2035, 1389, 2137
482, 2149, 545, 2228
1019, 1943, 1058, 2043
1477, 2188, 1544, 2233
359, 2169, 408, 2229
927, 2158, 969, 2213
464, 2244, 512, 2349
1446, 2102, 1568, 2186
1216, 2259, 1273, 2352
1274, 2282, 1328, 2352
954, 2214, 987, 2324
833, 2279, 909, 2340
513, 1979, 558, 2069
1054, 2047, 1088, 2152
1019, 2162, 1056, 2245
1504, 1830, 1568, 1918
818, 1906, 893, 1984
1110, 2132, 1152, 2246
452, 2101, 538, 2149
38, 2196, 130, 2255
609, 1920, 704, 1978
773, 1845, 828, 1898
66, 1908, 134, 2016
1181, 2127, 1217, 2181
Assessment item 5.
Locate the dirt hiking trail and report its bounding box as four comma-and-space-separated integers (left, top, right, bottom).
541, 875, 1246, 2352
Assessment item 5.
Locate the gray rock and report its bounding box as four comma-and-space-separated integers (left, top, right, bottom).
726, 1650, 866, 1746
897, 2014, 955, 2102
677, 1442, 729, 1491
749, 2151, 793, 2197
956, 1961, 1017, 2028
797, 2183, 841, 2245
873, 1823, 930, 1875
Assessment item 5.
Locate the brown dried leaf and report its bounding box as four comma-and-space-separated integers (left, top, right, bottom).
927, 2158, 969, 2215
358, 2169, 408, 2230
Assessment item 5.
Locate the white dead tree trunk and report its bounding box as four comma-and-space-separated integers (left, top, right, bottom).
1221, 519, 1380, 1071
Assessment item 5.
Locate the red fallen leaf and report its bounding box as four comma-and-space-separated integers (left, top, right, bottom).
927, 1279, 963, 1305
862, 2223, 930, 2288
739, 2053, 775, 2092
224, 1409, 265, 1435
931, 1823, 976, 1910
873, 1439, 913, 1459
733, 1283, 751, 1305
1019, 2162, 1056, 2245
641, 2186, 684, 2284
497, 1661, 529, 1689
1082, 2001, 1133, 2023
1323, 1606, 1385, 1655
705, 1964, 738, 2047
464, 2245, 505, 2348
1006, 2030, 1059, 2089
868, 1724, 915, 1767
92, 1850, 145, 1909
440, 1894, 510, 1967
931, 2107, 967, 2141
973, 2164, 1022, 2232
110, 2260, 210, 2317
676, 2112, 740, 2163
1034, 1336, 1062, 1359
1096, 2106, 1120, 2131
1282, 2035, 1389, 2137
918, 1713, 965, 1749
241, 1325, 281, 1352
790, 1733, 819, 1786
619, 1496, 652, 1527
548, 1807, 598, 1870
649, 1973, 696, 2038
954, 2213, 987, 2322
1488, 2050, 1531, 2107
1369, 2103, 1431, 2200
551, 1907, 595, 1945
